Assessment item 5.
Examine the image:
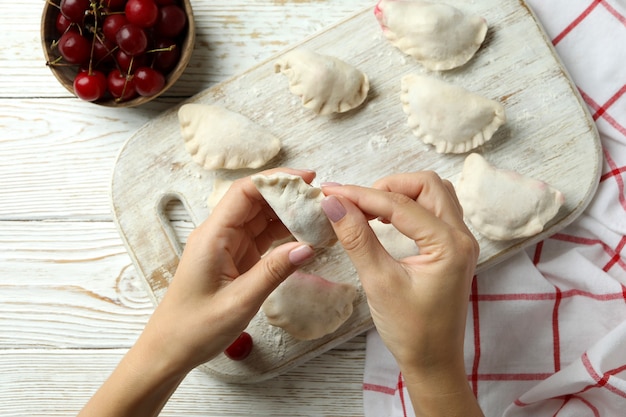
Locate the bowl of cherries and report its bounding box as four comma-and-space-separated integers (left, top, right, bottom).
41, 0, 194, 107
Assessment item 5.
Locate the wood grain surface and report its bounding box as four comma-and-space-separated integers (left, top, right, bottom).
111, 0, 600, 383
1, 1, 372, 416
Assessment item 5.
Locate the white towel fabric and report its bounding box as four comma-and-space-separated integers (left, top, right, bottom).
362, 1, 626, 416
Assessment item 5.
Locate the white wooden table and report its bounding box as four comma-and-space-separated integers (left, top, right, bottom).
0, 1, 372, 415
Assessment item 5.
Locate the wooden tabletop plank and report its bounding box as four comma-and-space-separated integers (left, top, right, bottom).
2, 0, 373, 414
0, 338, 366, 416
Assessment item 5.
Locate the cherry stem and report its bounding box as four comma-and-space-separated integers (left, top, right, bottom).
87, 2, 101, 74
46, 0, 61, 10
146, 45, 177, 54
114, 56, 134, 103
46, 56, 65, 66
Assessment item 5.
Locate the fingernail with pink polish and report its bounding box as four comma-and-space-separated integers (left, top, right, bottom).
289, 245, 315, 266
321, 196, 347, 222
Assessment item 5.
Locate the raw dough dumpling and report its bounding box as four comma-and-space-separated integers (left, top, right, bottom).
252, 173, 337, 248
374, 0, 488, 71
178, 104, 281, 170
456, 153, 565, 241
274, 48, 369, 115
262, 270, 358, 340
401, 74, 506, 154
206, 177, 233, 210
370, 220, 419, 259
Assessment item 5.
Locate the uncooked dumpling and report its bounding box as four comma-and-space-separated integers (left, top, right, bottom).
374, 0, 487, 71
262, 270, 358, 340
206, 177, 233, 210
274, 48, 369, 115
401, 74, 506, 154
456, 153, 565, 241
370, 220, 419, 259
251, 173, 337, 248
178, 104, 281, 170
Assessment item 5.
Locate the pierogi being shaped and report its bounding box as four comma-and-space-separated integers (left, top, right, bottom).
262, 270, 358, 340
178, 104, 281, 170
401, 74, 506, 154
374, 0, 488, 71
274, 48, 370, 115
456, 153, 565, 241
252, 173, 337, 248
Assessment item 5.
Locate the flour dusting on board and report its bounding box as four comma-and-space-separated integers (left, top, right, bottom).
368, 134, 389, 151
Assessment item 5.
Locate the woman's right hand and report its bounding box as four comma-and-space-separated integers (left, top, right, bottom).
321, 172, 482, 416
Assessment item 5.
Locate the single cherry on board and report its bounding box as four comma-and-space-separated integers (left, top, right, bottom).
224, 332, 253, 361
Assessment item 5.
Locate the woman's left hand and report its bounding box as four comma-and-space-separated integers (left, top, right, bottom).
140, 168, 317, 374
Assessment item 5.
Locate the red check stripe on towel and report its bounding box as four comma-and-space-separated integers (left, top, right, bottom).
362, 1, 626, 416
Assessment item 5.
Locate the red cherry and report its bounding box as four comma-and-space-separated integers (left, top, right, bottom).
152, 39, 180, 72
224, 332, 253, 361
134, 66, 165, 96
115, 50, 149, 73
154, 0, 176, 5
73, 70, 107, 101
57, 31, 90, 65
116, 24, 148, 55
103, 14, 128, 41
55, 12, 73, 34
125, 0, 159, 28
60, 0, 90, 23
92, 36, 115, 65
154, 5, 187, 38
107, 69, 138, 101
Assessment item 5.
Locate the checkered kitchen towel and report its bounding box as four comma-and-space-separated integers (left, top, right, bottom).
362, 1, 626, 416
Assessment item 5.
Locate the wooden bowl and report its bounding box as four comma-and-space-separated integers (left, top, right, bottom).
41, 0, 195, 107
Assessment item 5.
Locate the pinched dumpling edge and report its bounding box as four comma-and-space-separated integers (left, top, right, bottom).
252, 173, 337, 248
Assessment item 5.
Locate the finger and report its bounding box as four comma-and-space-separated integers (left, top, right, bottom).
370, 171, 466, 230
235, 220, 294, 273
441, 179, 465, 217
321, 194, 396, 277
231, 241, 315, 306
322, 184, 453, 249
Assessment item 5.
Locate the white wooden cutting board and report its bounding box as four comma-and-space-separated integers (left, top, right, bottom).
111, 0, 601, 383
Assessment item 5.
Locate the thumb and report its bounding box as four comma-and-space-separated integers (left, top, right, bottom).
321, 195, 389, 274
235, 241, 315, 305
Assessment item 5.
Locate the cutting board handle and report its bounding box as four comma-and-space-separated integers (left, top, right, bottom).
156, 192, 188, 258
